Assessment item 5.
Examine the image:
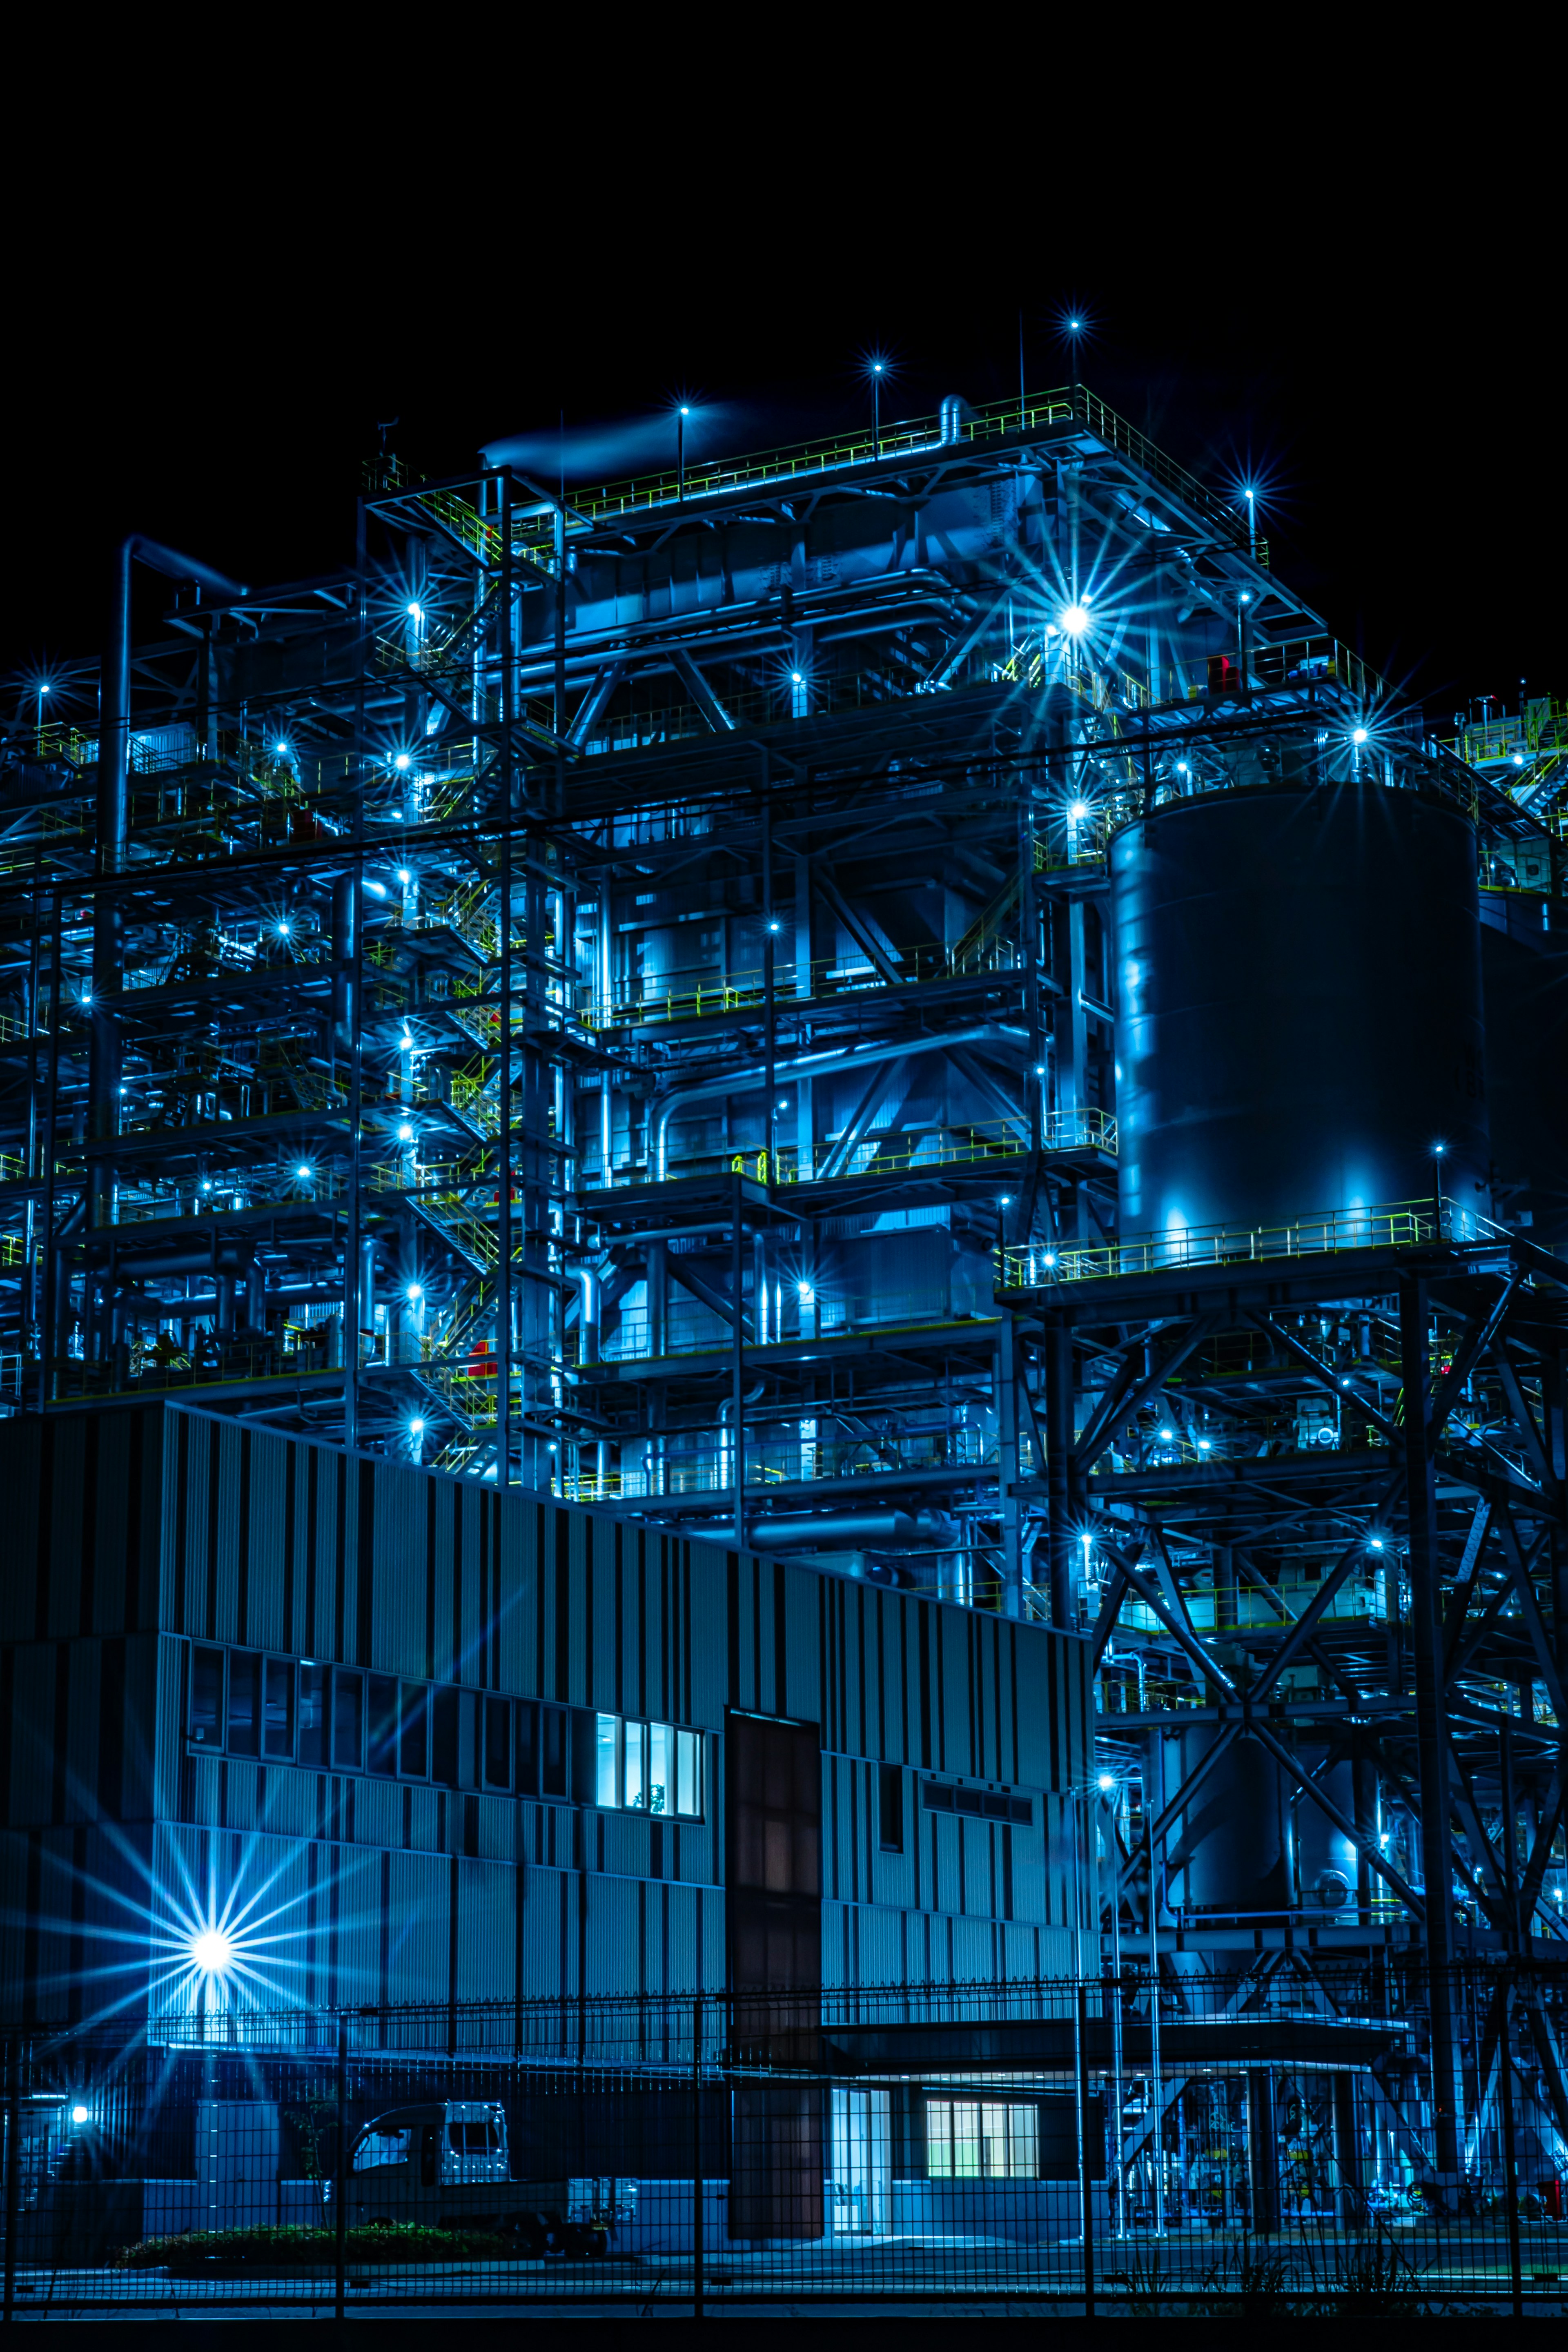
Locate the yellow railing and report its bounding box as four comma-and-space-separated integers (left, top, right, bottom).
579, 939, 1019, 1031
997, 1196, 1500, 1289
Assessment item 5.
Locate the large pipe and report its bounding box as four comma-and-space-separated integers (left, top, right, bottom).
653, 1024, 1022, 1180
730, 1510, 959, 1551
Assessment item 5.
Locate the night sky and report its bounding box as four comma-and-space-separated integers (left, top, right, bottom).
5, 133, 1549, 732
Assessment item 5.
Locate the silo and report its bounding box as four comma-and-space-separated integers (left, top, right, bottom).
1111, 785, 1489, 1237
1170, 1728, 1293, 1915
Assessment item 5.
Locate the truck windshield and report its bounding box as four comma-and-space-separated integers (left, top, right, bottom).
353, 2127, 413, 2171
447, 2120, 501, 2153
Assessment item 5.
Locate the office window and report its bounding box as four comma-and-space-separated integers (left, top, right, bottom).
298, 1664, 327, 1766
400, 1683, 428, 1778
541, 1706, 569, 1797
227, 1653, 260, 1757
190, 1648, 224, 1745
484, 1697, 511, 1789
262, 1659, 294, 1759
515, 1700, 537, 1794
333, 1670, 363, 1770
926, 2099, 1038, 2180
432, 1688, 459, 1787
922, 1779, 1032, 1825
594, 1713, 703, 1816
879, 1764, 904, 1852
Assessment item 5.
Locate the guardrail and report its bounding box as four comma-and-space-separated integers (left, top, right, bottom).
996, 1197, 1503, 1290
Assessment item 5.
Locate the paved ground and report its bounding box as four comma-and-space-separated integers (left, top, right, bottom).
6, 2224, 1567, 2315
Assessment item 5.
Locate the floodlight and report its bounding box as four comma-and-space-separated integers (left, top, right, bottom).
397, 1124, 413, 1142
72, 2105, 89, 2125
394, 753, 411, 771
406, 1283, 422, 1301
1059, 604, 1090, 638
1069, 800, 1089, 819
410, 1419, 425, 1436
295, 1163, 312, 1180
190, 1927, 234, 1977
1352, 726, 1369, 745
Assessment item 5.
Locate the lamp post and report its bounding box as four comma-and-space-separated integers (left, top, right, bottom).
36, 679, 49, 751
677, 405, 689, 500
1065, 316, 1083, 402
1431, 1140, 1447, 1238
871, 361, 883, 457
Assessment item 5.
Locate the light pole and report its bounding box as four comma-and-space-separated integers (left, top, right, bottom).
36, 679, 49, 751
871, 361, 883, 457
677, 405, 689, 500
1430, 1140, 1447, 1237
1065, 316, 1083, 402
1244, 487, 1257, 560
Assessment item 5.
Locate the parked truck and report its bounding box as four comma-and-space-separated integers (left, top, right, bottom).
325, 2099, 621, 2256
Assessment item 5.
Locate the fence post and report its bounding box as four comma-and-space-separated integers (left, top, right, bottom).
3, 2038, 19, 2326
1076, 1979, 1096, 2319
334, 2012, 348, 2324
692, 1993, 704, 2321
1497, 1985, 1523, 2321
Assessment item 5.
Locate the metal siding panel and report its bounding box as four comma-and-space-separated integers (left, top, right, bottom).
212, 1423, 243, 1644
352, 1779, 401, 1851
430, 1479, 456, 1682
313, 1448, 341, 1661
64, 1639, 100, 1824
782, 1561, 818, 1726
334, 1846, 384, 2005
1014, 1628, 1055, 1790
48, 1421, 87, 1639
152, 1633, 185, 1826
495, 1490, 533, 1696
590, 1517, 616, 1713
90, 1415, 132, 1635
371, 1460, 424, 1677
7, 1643, 53, 1824
243, 1432, 287, 1653
0, 1419, 42, 1642
388, 1849, 449, 2003
688, 1543, 728, 1728
939, 1605, 969, 1776
453, 1857, 514, 2003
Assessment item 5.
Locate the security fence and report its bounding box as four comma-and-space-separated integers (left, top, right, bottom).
2, 1960, 1567, 2316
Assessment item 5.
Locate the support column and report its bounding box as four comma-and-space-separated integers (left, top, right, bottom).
1045, 1314, 1077, 1628
996, 1316, 1023, 1619
1400, 1273, 1461, 2174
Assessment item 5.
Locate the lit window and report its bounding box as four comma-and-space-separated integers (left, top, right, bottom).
595, 1713, 703, 1816
927, 2098, 1039, 2179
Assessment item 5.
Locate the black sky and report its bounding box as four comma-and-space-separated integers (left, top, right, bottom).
6, 91, 1552, 732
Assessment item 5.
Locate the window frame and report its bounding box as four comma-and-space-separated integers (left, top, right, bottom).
593, 1710, 704, 1818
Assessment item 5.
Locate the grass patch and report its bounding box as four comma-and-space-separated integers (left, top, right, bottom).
117, 2222, 519, 2268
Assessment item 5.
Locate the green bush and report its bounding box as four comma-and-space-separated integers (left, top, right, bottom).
116, 2222, 520, 2268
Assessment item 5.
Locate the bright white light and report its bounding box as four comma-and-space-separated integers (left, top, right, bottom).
1042, 1252, 1057, 1267
1098, 1773, 1114, 1790
39, 682, 51, 696
1059, 604, 1090, 639
276, 920, 291, 937
394, 753, 411, 771
295, 1163, 312, 1180
999, 1195, 1012, 1207
1432, 1141, 1446, 1157
1198, 1439, 1211, 1450
1160, 1428, 1175, 1442
410, 1418, 425, 1436
1069, 800, 1089, 820
791, 672, 803, 685
1034, 1063, 1045, 1076
72, 2104, 89, 2124
679, 405, 690, 417
401, 1033, 414, 1051
397, 1124, 413, 1142
1176, 761, 1189, 775
797, 1281, 814, 1302
873, 363, 883, 375
768, 920, 781, 932
1369, 1537, 1384, 1552
190, 1927, 234, 1977
274, 742, 290, 758
364, 880, 387, 897
1240, 592, 1250, 604
396, 869, 411, 884
1067, 316, 1082, 332
407, 602, 422, 619
1352, 726, 1369, 745
406, 1283, 422, 1301
1513, 753, 1525, 766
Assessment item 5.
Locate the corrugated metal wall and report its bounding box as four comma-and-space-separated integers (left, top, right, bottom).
0, 1404, 1091, 2019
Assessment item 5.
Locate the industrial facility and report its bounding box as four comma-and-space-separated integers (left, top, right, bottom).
2, 374, 1568, 2266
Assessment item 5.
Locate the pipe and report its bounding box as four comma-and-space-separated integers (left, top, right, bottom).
332, 873, 358, 1057
938, 394, 971, 447
653, 1024, 1022, 1180
568, 1267, 600, 1363
742, 1510, 959, 1551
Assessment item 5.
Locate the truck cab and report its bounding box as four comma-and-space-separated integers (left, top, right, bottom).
330, 2100, 597, 2253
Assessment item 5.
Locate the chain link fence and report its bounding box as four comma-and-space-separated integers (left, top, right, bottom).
2, 1960, 1566, 2315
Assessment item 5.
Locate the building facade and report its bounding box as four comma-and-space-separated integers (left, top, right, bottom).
0, 1400, 1092, 2026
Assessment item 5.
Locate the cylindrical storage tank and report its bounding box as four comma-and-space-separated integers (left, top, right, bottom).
1170, 1728, 1293, 1914
1112, 786, 1489, 1236
1295, 1761, 1359, 1913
